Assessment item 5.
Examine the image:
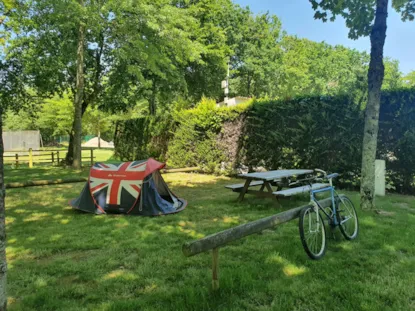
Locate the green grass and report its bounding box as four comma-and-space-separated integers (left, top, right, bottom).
5, 170, 415, 310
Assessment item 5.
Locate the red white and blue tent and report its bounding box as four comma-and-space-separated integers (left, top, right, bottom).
70, 158, 186, 216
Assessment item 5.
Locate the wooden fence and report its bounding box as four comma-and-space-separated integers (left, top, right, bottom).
4, 148, 95, 168
182, 196, 341, 290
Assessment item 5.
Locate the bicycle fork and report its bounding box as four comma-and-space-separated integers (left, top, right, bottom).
309, 198, 321, 233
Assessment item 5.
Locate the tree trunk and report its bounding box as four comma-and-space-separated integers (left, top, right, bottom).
98, 130, 101, 149
0, 109, 8, 311
360, 0, 388, 209
66, 30, 104, 164
72, 5, 85, 169
149, 79, 157, 115
65, 102, 88, 165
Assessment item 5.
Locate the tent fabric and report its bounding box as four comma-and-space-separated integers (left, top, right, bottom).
70, 158, 186, 216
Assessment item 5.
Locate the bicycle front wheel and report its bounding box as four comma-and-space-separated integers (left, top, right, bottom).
336, 196, 359, 240
299, 206, 327, 260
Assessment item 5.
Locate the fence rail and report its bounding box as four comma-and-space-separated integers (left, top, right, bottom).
4, 148, 95, 167
182, 196, 340, 290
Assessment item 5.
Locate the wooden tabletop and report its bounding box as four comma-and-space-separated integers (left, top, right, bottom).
238, 169, 314, 181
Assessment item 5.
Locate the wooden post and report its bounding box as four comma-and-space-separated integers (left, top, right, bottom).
57, 151, 60, 165
51, 152, 55, 165
15, 154, 18, 168
29, 148, 33, 168
212, 248, 219, 290
5, 177, 88, 189
90, 149, 94, 166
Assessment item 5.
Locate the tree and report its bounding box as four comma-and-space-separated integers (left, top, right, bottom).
383, 58, 403, 89
6, 0, 112, 166
277, 36, 369, 99
73, 0, 86, 169
0, 58, 32, 311
103, 0, 206, 115
310, 0, 415, 209
230, 12, 283, 98
402, 70, 415, 87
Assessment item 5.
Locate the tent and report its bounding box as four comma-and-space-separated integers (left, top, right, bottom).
70, 158, 186, 216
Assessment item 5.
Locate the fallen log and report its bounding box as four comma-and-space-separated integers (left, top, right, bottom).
161, 167, 200, 173
5, 167, 200, 189
183, 196, 337, 257
5, 177, 88, 189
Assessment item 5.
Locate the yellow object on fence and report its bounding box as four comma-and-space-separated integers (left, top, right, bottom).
29, 148, 33, 168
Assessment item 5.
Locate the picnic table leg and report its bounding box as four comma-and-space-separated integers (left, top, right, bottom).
264, 181, 282, 205
237, 179, 251, 202
264, 181, 273, 193
259, 184, 265, 192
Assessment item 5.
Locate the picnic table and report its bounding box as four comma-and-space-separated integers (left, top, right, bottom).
225, 169, 328, 202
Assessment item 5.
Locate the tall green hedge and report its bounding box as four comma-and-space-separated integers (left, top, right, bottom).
242, 96, 364, 179
115, 89, 415, 194
114, 113, 174, 162
378, 89, 415, 193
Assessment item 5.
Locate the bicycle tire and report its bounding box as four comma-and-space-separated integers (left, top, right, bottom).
299, 206, 327, 260
336, 196, 359, 240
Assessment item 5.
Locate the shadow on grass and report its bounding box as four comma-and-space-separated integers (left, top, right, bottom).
5, 173, 415, 310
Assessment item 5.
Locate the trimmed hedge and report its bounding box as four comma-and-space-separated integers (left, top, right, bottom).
115, 89, 415, 194
167, 98, 251, 173
242, 96, 364, 182
114, 113, 174, 162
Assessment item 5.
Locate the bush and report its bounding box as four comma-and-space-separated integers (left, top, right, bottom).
241, 95, 364, 186
114, 113, 174, 162
116, 89, 415, 194
167, 97, 251, 173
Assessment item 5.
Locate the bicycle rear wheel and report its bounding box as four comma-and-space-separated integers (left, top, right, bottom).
299, 206, 327, 260
336, 196, 359, 240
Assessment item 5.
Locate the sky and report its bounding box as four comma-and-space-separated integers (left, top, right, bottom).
234, 0, 415, 75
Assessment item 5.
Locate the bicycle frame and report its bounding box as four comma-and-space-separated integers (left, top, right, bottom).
309, 177, 340, 226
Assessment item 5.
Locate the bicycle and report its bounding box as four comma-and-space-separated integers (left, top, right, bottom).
296, 169, 359, 260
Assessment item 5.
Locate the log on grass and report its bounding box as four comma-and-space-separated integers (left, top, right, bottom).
161, 167, 200, 174
183, 196, 341, 257
5, 177, 88, 189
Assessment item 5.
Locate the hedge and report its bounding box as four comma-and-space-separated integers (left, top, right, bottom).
115, 89, 415, 194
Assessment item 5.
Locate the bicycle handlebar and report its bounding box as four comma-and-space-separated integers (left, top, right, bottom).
314, 168, 327, 176
289, 170, 339, 187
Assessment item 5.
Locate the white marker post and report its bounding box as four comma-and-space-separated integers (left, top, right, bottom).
375, 159, 386, 196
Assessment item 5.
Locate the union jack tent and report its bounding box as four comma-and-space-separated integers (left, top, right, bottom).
70, 158, 186, 216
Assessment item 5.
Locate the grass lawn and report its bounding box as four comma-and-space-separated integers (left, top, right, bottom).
4, 169, 415, 310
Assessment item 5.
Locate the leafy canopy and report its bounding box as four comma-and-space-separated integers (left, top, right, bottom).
310, 0, 415, 39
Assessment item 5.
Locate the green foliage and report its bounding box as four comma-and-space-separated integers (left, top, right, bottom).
402, 70, 415, 87
243, 96, 364, 176
4, 93, 114, 143
378, 88, 415, 193
229, 12, 283, 98
166, 90, 415, 194
167, 98, 252, 172
277, 36, 369, 99
310, 0, 415, 39
114, 109, 176, 162
383, 58, 404, 90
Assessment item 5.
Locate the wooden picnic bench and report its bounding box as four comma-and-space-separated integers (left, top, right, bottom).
225, 169, 327, 202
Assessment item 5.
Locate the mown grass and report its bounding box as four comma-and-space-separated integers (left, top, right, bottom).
4, 149, 114, 184
4, 170, 415, 310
